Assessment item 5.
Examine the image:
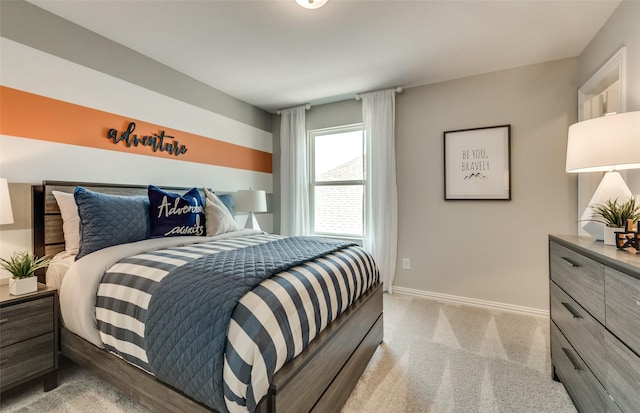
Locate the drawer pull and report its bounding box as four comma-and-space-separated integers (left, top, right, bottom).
0, 318, 8, 324
562, 347, 581, 371
561, 257, 580, 268
561, 302, 582, 319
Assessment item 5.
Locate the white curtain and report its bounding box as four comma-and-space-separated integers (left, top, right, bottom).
280, 106, 310, 236
361, 89, 398, 293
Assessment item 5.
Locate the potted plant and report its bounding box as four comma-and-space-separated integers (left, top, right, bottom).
587, 197, 640, 245
0, 252, 50, 295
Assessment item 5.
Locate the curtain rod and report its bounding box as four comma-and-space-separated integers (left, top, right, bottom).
355, 87, 403, 101
276, 104, 311, 115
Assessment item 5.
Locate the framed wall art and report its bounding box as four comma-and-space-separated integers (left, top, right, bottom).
444, 124, 511, 200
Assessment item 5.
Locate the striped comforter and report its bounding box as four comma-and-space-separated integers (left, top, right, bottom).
95, 233, 379, 413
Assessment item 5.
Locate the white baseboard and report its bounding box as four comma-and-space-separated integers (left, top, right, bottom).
391, 286, 549, 318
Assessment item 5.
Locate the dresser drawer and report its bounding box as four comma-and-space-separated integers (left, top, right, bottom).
0, 332, 55, 390
550, 281, 606, 384
549, 242, 605, 323
0, 296, 54, 348
605, 267, 640, 356
551, 322, 608, 413
606, 330, 640, 413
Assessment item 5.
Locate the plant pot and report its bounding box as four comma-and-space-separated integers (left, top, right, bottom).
603, 227, 624, 246
9, 276, 37, 295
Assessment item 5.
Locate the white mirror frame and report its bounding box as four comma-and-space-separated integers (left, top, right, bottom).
576, 47, 627, 235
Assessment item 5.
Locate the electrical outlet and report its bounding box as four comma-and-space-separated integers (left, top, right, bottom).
402, 258, 411, 270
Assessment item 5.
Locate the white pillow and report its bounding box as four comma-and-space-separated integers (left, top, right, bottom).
203, 187, 217, 203
203, 188, 240, 236
52, 190, 80, 255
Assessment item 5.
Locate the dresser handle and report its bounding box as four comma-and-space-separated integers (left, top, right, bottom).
561, 257, 580, 268
561, 302, 582, 319
0, 318, 8, 324
562, 347, 581, 371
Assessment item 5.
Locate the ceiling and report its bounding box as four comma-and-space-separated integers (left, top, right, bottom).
29, 0, 621, 113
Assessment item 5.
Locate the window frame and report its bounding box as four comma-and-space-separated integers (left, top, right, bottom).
308, 123, 365, 240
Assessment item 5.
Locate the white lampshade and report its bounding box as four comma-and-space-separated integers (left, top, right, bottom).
235, 189, 267, 213
566, 111, 640, 240
566, 111, 640, 173
295, 0, 328, 9
0, 178, 14, 225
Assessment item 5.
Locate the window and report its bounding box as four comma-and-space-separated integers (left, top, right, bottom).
309, 125, 364, 239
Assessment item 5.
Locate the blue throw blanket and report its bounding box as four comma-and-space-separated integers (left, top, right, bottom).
143, 236, 355, 412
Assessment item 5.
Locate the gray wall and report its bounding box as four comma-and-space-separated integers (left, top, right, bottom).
0, 0, 271, 132
273, 59, 578, 312
393, 59, 578, 311
578, 0, 640, 192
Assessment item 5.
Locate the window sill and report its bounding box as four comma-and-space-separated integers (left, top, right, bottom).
308, 233, 363, 246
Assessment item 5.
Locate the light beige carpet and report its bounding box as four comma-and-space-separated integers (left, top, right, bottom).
1, 293, 576, 413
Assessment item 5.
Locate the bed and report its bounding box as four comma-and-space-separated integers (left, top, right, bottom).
32, 180, 383, 413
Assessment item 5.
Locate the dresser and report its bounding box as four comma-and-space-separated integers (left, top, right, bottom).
0, 283, 58, 393
549, 235, 640, 413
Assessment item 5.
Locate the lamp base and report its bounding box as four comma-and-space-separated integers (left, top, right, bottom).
581, 171, 633, 240
244, 212, 262, 232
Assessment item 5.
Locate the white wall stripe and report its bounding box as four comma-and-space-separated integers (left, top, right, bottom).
0, 37, 272, 153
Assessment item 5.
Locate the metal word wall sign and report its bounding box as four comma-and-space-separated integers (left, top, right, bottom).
107, 122, 188, 157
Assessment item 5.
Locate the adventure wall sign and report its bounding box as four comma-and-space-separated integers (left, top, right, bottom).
443, 125, 511, 200
1, 87, 272, 172
107, 122, 188, 157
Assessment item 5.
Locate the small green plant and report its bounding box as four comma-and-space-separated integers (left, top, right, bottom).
587, 197, 640, 228
0, 251, 50, 279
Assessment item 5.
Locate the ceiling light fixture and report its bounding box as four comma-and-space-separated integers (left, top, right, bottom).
295, 0, 328, 10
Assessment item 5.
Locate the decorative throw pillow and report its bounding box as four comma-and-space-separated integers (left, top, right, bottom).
74, 187, 151, 259
148, 186, 205, 237
204, 196, 240, 237
216, 194, 234, 214
52, 191, 80, 255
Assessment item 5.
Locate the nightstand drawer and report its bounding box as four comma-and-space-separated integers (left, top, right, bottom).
605, 267, 640, 356
0, 332, 55, 390
550, 242, 605, 323
606, 330, 640, 413
0, 296, 54, 348
550, 281, 605, 383
551, 322, 608, 413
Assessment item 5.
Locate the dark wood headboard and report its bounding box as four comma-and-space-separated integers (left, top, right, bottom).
32, 181, 203, 283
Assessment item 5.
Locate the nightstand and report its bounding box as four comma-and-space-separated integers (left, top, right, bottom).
0, 283, 58, 393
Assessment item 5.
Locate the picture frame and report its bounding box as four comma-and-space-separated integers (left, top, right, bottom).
444, 125, 511, 200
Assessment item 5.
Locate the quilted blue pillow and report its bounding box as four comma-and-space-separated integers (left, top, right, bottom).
74, 187, 151, 259
148, 186, 205, 237
216, 193, 234, 214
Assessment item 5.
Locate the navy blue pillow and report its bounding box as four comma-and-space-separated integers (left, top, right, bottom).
74, 187, 151, 259
148, 186, 205, 237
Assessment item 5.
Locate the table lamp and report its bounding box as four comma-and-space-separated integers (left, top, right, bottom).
235, 189, 267, 231
566, 111, 640, 239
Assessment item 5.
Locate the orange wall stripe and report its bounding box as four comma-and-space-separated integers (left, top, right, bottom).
0, 86, 272, 173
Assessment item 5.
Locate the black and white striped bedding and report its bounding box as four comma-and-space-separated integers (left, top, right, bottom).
95, 233, 379, 412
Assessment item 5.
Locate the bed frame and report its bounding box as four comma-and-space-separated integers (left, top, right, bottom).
33, 180, 383, 413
